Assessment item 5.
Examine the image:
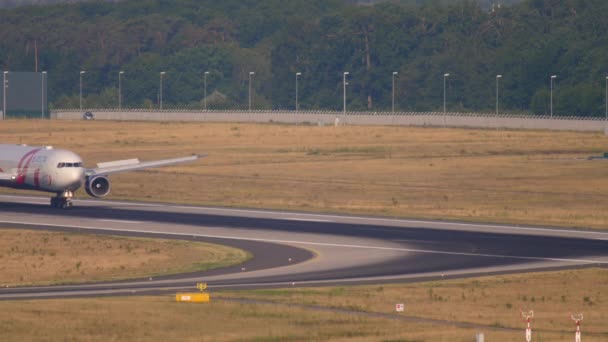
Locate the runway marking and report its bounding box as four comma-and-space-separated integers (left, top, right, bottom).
284, 218, 333, 223
0, 219, 606, 266
2, 194, 608, 239
98, 219, 141, 224
0, 195, 48, 202
78, 199, 162, 207
392, 239, 436, 244
0, 195, 162, 208
78, 198, 608, 239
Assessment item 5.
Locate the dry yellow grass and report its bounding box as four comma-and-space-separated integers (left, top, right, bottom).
220, 268, 608, 337
0, 296, 486, 342
1, 269, 605, 341
1, 120, 608, 229
1, 121, 605, 340
0, 228, 250, 286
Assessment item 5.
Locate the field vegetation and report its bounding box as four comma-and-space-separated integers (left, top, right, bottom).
220, 268, 608, 339
0, 0, 603, 116
0, 268, 605, 341
1, 120, 607, 229
0, 228, 250, 286
1, 120, 606, 340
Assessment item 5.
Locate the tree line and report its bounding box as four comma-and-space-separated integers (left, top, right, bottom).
0, 0, 606, 116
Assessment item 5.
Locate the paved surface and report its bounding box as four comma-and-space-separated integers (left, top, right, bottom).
0, 194, 607, 299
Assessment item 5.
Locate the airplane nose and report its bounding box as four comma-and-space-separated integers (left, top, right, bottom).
62, 168, 84, 191
74, 168, 85, 189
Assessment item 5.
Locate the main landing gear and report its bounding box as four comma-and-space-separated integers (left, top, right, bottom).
50, 191, 74, 209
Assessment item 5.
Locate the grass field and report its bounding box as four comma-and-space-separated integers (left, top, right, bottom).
219, 268, 608, 338
0, 228, 250, 286
1, 120, 607, 340
0, 268, 605, 341
2, 120, 607, 229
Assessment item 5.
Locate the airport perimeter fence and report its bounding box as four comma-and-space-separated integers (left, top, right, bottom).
50, 109, 608, 132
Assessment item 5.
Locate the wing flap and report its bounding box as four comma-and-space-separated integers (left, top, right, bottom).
86, 155, 203, 176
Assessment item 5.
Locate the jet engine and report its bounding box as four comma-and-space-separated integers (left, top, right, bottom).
85, 176, 111, 198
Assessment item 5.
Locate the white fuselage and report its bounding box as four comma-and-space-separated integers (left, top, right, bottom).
0, 144, 85, 194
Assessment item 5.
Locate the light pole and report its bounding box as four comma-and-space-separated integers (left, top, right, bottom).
160, 71, 166, 110
550, 75, 557, 118
204, 71, 210, 111
248, 71, 255, 111
79, 70, 85, 110
392, 71, 398, 113
605, 76, 607, 122
496, 74, 502, 115
295, 72, 301, 111
443, 73, 450, 127
118, 71, 124, 110
41, 71, 47, 119
443, 73, 450, 114
3, 71, 8, 120
343, 72, 349, 114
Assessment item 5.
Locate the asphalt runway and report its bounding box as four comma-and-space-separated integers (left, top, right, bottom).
0, 194, 607, 299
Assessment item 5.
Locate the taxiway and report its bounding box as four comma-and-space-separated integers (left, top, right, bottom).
0, 194, 607, 299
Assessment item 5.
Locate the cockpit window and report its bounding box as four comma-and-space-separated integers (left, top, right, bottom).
57, 162, 83, 168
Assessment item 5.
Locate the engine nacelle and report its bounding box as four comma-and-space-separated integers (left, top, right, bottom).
85, 176, 111, 198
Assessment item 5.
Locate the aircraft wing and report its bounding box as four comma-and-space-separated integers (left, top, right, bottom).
85, 154, 203, 177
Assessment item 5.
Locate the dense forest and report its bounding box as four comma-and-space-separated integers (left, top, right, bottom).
0, 0, 605, 116
0, 1, 523, 10
0, 0, 119, 9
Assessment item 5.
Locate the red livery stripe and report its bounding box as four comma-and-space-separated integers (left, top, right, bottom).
19, 149, 41, 184
17, 149, 37, 171
34, 168, 41, 188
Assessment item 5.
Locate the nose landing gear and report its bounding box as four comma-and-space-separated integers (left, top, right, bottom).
50, 191, 74, 209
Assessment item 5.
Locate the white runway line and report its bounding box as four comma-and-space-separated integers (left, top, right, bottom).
284, 218, 333, 223
3, 194, 608, 239
97, 219, 141, 224
79, 199, 162, 207
87, 198, 608, 239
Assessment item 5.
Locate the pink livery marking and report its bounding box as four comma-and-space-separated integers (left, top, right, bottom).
17, 149, 38, 170
18, 149, 41, 184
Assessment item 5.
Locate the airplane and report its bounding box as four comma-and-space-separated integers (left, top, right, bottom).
0, 144, 202, 208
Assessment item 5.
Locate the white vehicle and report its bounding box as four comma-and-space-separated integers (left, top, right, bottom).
0, 144, 201, 208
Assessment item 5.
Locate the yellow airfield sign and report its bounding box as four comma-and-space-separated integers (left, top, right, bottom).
175, 283, 210, 303
175, 293, 210, 303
